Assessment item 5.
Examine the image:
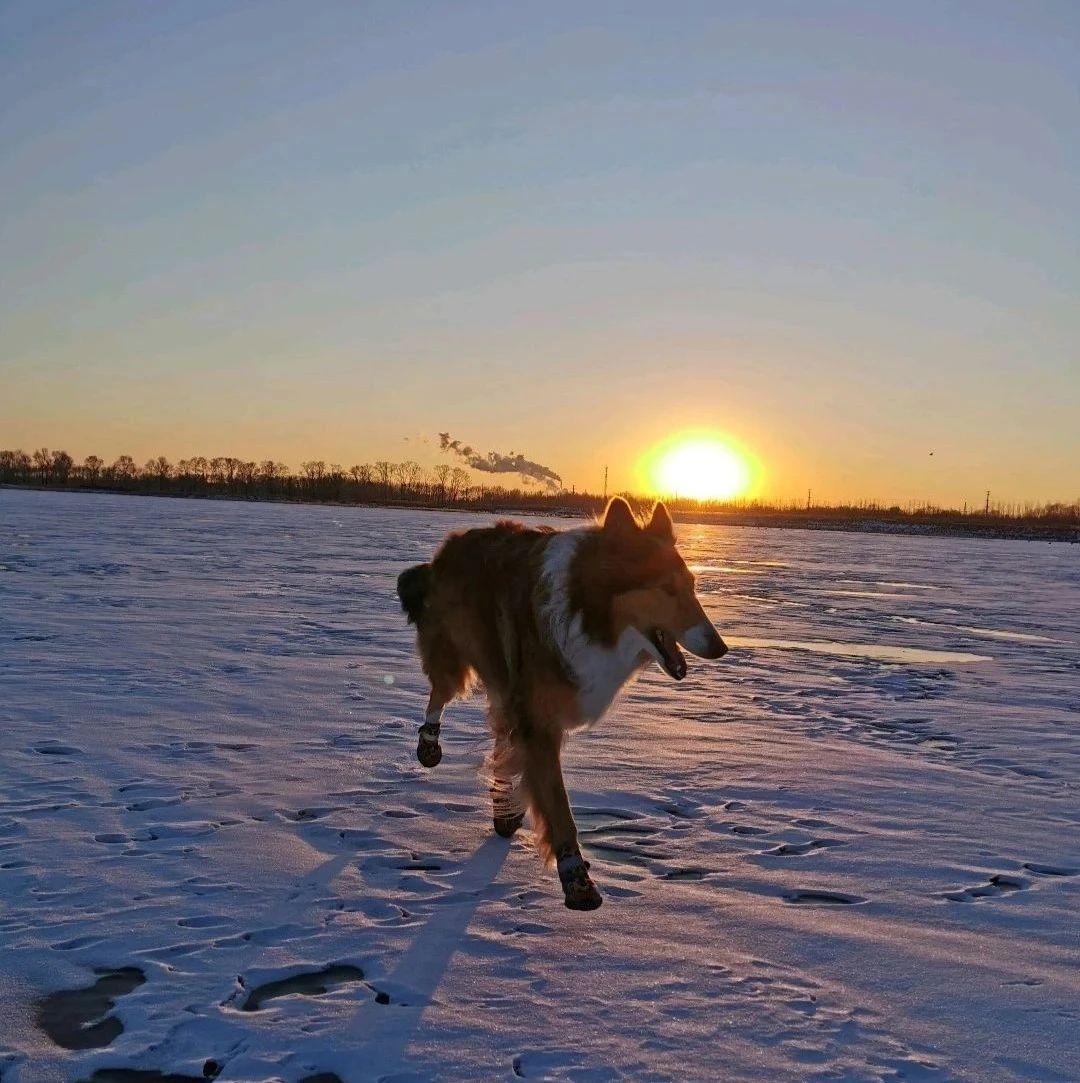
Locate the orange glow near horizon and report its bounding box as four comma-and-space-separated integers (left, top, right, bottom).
640, 432, 759, 502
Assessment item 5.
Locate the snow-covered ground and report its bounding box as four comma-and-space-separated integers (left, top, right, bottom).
1, 489, 1077, 1083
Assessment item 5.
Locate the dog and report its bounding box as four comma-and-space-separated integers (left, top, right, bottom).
396, 497, 728, 909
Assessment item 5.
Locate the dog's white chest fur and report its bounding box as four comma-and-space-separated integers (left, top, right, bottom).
541, 530, 651, 726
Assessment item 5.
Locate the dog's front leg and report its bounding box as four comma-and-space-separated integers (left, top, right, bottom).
523, 730, 602, 911
416, 689, 446, 768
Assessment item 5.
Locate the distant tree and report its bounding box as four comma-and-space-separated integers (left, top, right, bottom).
146, 456, 172, 485
82, 455, 104, 485
448, 466, 470, 503
209, 457, 241, 486
259, 460, 287, 486
0, 449, 25, 483
387, 461, 405, 494
300, 460, 326, 484
217, 456, 241, 487
400, 460, 423, 496
32, 448, 52, 484
13, 450, 32, 483
189, 456, 209, 484
111, 455, 138, 483
236, 461, 258, 489
431, 464, 452, 503
50, 450, 74, 484
373, 461, 393, 494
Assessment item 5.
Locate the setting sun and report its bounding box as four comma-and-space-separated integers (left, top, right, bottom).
642, 434, 756, 501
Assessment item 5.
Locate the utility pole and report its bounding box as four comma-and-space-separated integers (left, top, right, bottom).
807, 488, 811, 510
985, 489, 990, 515
602, 465, 608, 505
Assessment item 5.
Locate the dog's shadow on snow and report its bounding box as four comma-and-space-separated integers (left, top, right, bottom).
346, 834, 509, 1067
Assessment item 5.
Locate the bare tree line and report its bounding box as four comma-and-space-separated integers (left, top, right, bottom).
0, 448, 588, 511
1, 447, 1077, 530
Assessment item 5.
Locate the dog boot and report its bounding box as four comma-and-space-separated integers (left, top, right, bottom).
416, 721, 442, 768
557, 851, 603, 911
491, 780, 524, 837
493, 809, 525, 838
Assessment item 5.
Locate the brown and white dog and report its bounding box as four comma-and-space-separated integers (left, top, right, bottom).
396, 497, 728, 910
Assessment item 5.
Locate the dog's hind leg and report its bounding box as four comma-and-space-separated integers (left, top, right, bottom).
491, 775, 524, 838
416, 626, 468, 769
521, 728, 602, 911
488, 709, 524, 837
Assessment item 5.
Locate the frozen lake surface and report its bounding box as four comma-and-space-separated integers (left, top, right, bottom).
1, 489, 1078, 1082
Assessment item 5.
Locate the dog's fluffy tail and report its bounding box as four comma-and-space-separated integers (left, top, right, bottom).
397, 563, 433, 624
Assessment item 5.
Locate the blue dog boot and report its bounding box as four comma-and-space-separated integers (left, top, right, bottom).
557, 850, 602, 911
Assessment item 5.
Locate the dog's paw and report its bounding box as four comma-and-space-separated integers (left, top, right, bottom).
563, 878, 603, 910
493, 811, 525, 838
416, 722, 442, 768
557, 852, 603, 911
416, 740, 442, 768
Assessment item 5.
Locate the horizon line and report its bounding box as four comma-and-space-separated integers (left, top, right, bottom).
2, 445, 1076, 517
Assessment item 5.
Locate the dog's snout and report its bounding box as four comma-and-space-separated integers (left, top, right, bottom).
680, 621, 729, 660
697, 628, 727, 659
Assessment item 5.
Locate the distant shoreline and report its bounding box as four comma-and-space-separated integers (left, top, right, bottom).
4, 483, 1077, 543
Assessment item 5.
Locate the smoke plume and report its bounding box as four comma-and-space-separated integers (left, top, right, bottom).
438, 433, 562, 491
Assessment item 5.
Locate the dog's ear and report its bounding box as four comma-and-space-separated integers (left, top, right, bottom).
602, 497, 638, 534
645, 502, 675, 541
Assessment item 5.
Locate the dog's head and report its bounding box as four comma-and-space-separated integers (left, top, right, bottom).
579, 497, 728, 680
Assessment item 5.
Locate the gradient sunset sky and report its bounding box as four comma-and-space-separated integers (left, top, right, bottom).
2, 2, 1077, 504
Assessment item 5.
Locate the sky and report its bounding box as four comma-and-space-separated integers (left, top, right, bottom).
2, 1, 1077, 505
